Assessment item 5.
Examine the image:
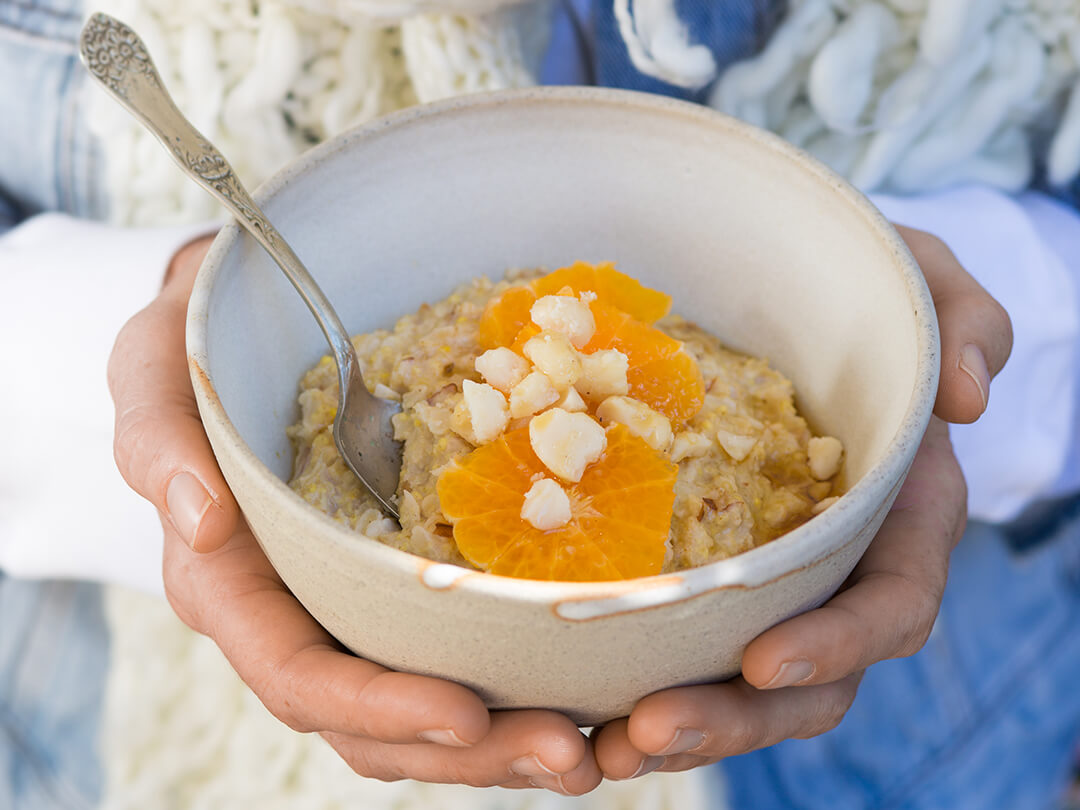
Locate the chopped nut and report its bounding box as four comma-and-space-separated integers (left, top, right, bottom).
509, 371, 560, 419
812, 496, 840, 515
475, 347, 530, 393
413, 401, 452, 436
426, 383, 458, 406
520, 478, 573, 530
808, 436, 844, 480
554, 386, 587, 413
530, 295, 596, 348
449, 399, 476, 444
595, 395, 673, 452
529, 408, 607, 482
577, 349, 629, 400
364, 517, 398, 537
670, 431, 713, 462
372, 383, 401, 402
461, 380, 509, 444
763, 489, 806, 528
716, 428, 758, 462
523, 331, 582, 388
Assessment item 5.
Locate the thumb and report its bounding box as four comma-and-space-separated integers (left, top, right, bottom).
896, 225, 1013, 425
108, 235, 240, 551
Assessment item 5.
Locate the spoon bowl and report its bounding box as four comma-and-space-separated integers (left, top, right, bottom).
79, 12, 402, 517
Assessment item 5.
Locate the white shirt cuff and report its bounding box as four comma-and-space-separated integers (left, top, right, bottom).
870, 187, 1080, 523
0, 213, 220, 593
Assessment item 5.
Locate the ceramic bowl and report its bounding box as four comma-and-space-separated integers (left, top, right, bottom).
187, 87, 939, 726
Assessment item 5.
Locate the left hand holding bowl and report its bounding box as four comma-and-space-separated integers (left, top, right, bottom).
593, 226, 1013, 780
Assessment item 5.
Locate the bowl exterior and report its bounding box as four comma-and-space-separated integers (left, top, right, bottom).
188, 87, 937, 724
195, 405, 900, 725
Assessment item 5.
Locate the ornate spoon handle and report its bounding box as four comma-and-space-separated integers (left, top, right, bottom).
79, 12, 360, 395
81, 13, 402, 518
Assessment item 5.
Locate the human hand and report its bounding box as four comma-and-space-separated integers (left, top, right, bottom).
594, 226, 1013, 780
108, 234, 602, 795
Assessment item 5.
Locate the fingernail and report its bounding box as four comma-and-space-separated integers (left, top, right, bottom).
417, 728, 470, 747
528, 774, 571, 795
958, 343, 989, 412
510, 754, 558, 778
166, 472, 214, 549
627, 755, 665, 779
762, 658, 816, 689
658, 727, 704, 755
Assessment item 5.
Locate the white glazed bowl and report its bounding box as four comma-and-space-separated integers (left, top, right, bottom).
188, 87, 939, 726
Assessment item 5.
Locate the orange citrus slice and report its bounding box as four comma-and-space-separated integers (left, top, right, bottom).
533, 261, 671, 323
478, 262, 671, 349
582, 301, 705, 423
437, 424, 677, 581
506, 301, 704, 423
477, 285, 535, 350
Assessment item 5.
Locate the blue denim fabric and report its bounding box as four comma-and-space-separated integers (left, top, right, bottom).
0, 0, 104, 225
717, 507, 1080, 810
0, 575, 108, 810
1, 2, 110, 809
590, 0, 786, 103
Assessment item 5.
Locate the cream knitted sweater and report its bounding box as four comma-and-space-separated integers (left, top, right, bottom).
87, 0, 549, 225
87, 0, 1080, 227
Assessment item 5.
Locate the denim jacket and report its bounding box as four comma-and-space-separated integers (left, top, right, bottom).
0, 0, 102, 233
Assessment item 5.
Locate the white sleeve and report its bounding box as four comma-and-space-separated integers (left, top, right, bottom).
0, 213, 221, 594
869, 187, 1080, 523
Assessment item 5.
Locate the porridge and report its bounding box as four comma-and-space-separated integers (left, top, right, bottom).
287, 262, 843, 581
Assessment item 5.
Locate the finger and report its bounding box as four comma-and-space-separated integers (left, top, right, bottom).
896, 225, 1013, 424
324, 711, 602, 794
108, 235, 240, 552
162, 524, 492, 746
593, 718, 667, 780
613, 675, 860, 762
742, 417, 965, 689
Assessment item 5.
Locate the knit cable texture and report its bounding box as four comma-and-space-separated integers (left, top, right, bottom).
99, 586, 715, 809
621, 0, 1080, 194
86, 0, 544, 225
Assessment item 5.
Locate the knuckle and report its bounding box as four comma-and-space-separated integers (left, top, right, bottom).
896, 617, 935, 658
989, 298, 1015, 364
255, 652, 322, 734
267, 699, 317, 734
161, 568, 202, 632
917, 230, 951, 257
112, 409, 153, 484
446, 763, 499, 788
800, 691, 855, 739
906, 229, 956, 268
340, 749, 406, 782
107, 306, 157, 397
112, 407, 172, 500
718, 712, 767, 756
894, 585, 941, 658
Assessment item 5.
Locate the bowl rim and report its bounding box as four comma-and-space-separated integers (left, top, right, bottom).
187, 85, 940, 606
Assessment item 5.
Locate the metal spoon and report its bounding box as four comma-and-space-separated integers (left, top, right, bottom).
80, 12, 403, 518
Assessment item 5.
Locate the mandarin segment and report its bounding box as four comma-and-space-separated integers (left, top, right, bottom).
477, 262, 671, 350
533, 261, 672, 324
437, 425, 677, 581
582, 301, 705, 423
630, 351, 705, 424
478, 285, 537, 349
